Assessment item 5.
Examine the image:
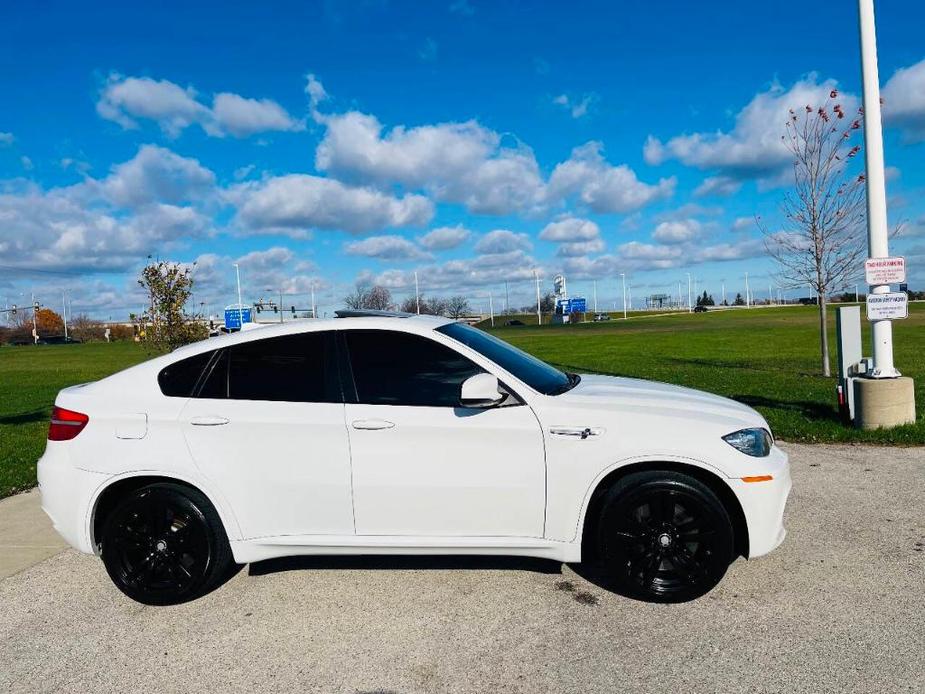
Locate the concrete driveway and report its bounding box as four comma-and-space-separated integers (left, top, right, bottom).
1, 442, 923, 694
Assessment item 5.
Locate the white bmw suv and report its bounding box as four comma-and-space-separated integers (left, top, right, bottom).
38, 311, 790, 605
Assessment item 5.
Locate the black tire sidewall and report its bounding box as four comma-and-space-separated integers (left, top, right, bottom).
596, 471, 734, 603
100, 483, 231, 606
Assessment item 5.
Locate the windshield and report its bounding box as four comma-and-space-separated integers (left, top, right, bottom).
436, 322, 577, 395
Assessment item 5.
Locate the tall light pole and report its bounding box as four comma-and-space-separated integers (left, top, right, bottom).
593, 280, 598, 314
311, 282, 316, 318
744, 272, 751, 308
414, 271, 420, 315
533, 269, 541, 326
62, 291, 68, 341
686, 273, 692, 313
233, 263, 244, 325
721, 280, 726, 306
858, 0, 898, 377
621, 273, 627, 319
489, 291, 494, 327
31, 292, 38, 344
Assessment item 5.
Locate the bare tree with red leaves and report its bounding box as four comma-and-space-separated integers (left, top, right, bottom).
760, 89, 867, 377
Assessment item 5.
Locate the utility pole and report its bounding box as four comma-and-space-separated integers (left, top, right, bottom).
489, 291, 494, 327
858, 0, 898, 377
62, 291, 68, 341
414, 271, 420, 315
233, 263, 244, 326
686, 273, 692, 313
533, 269, 541, 326
593, 280, 597, 314
311, 282, 316, 318
621, 273, 627, 319
745, 272, 751, 308
721, 280, 726, 306
31, 292, 38, 344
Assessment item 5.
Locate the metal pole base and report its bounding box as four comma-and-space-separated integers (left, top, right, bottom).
852, 376, 916, 429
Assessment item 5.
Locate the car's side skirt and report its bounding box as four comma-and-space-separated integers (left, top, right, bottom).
230, 535, 582, 564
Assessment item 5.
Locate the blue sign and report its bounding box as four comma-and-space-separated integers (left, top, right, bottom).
556, 298, 587, 314
224, 305, 252, 329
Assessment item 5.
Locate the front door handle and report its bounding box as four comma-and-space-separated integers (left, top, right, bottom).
549, 426, 603, 439
190, 415, 230, 426
352, 419, 395, 430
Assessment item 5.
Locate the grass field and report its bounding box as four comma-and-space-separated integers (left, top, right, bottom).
1, 303, 923, 499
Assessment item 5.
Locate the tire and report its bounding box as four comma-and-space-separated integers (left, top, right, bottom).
100, 482, 233, 606
595, 470, 734, 603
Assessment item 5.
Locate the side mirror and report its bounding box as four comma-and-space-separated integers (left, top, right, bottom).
460, 373, 504, 408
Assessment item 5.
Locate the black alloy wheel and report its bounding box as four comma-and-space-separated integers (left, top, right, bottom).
596, 471, 734, 602
100, 483, 232, 605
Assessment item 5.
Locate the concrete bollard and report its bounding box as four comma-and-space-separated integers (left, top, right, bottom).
853, 377, 917, 429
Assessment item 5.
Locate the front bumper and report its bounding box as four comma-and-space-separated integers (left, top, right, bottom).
37, 443, 109, 555
728, 444, 792, 558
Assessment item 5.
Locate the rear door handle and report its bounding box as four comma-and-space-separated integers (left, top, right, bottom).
190, 415, 230, 426
352, 419, 395, 430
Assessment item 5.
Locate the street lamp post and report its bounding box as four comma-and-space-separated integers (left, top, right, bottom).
233, 263, 244, 326
621, 273, 627, 320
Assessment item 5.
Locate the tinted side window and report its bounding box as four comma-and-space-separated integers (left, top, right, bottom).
158, 350, 215, 397
196, 332, 338, 403
345, 330, 484, 407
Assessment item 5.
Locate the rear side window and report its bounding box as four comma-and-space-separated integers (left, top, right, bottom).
196, 332, 338, 403
157, 350, 215, 397
344, 329, 484, 407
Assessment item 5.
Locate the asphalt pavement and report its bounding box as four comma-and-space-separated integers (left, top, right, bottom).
1, 442, 923, 694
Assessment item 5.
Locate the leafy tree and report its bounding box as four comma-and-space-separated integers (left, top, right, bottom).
133, 260, 206, 352
344, 283, 392, 311
733, 293, 746, 306
695, 291, 715, 307
760, 90, 866, 377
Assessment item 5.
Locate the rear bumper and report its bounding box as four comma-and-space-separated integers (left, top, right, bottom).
729, 445, 792, 558
37, 443, 108, 554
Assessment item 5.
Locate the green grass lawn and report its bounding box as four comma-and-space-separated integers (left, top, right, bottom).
1, 304, 923, 499
480, 303, 925, 446
0, 342, 148, 498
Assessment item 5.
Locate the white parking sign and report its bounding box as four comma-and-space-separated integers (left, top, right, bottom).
866, 292, 908, 321
864, 257, 905, 285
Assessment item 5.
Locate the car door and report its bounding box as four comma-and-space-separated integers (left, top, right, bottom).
180, 330, 354, 539
340, 328, 546, 538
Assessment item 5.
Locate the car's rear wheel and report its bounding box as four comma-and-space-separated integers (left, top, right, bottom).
595, 470, 734, 602
100, 482, 232, 605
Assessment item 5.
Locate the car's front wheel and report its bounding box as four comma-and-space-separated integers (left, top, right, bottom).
595, 470, 734, 602
100, 482, 233, 605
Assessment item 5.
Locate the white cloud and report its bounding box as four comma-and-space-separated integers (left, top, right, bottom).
694, 175, 742, 198
644, 76, 858, 184
20, 156, 34, 171
418, 225, 471, 251
553, 93, 597, 119
97, 73, 301, 138
363, 250, 541, 293
96, 144, 215, 208
555, 239, 606, 257
229, 174, 434, 236
731, 216, 754, 233
345, 235, 431, 261
474, 229, 532, 254
882, 58, 925, 142
539, 217, 600, 242
210, 92, 303, 137
314, 109, 546, 215
548, 142, 676, 213
0, 132, 13, 146
652, 218, 703, 244
449, 0, 475, 16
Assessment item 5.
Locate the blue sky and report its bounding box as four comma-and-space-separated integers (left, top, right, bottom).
2, 0, 925, 319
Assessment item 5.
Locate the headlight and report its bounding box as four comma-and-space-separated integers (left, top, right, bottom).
722, 428, 772, 457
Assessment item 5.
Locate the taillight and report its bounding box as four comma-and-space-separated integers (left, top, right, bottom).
48, 406, 89, 441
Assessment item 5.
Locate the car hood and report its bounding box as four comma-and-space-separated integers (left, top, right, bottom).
557, 374, 767, 430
